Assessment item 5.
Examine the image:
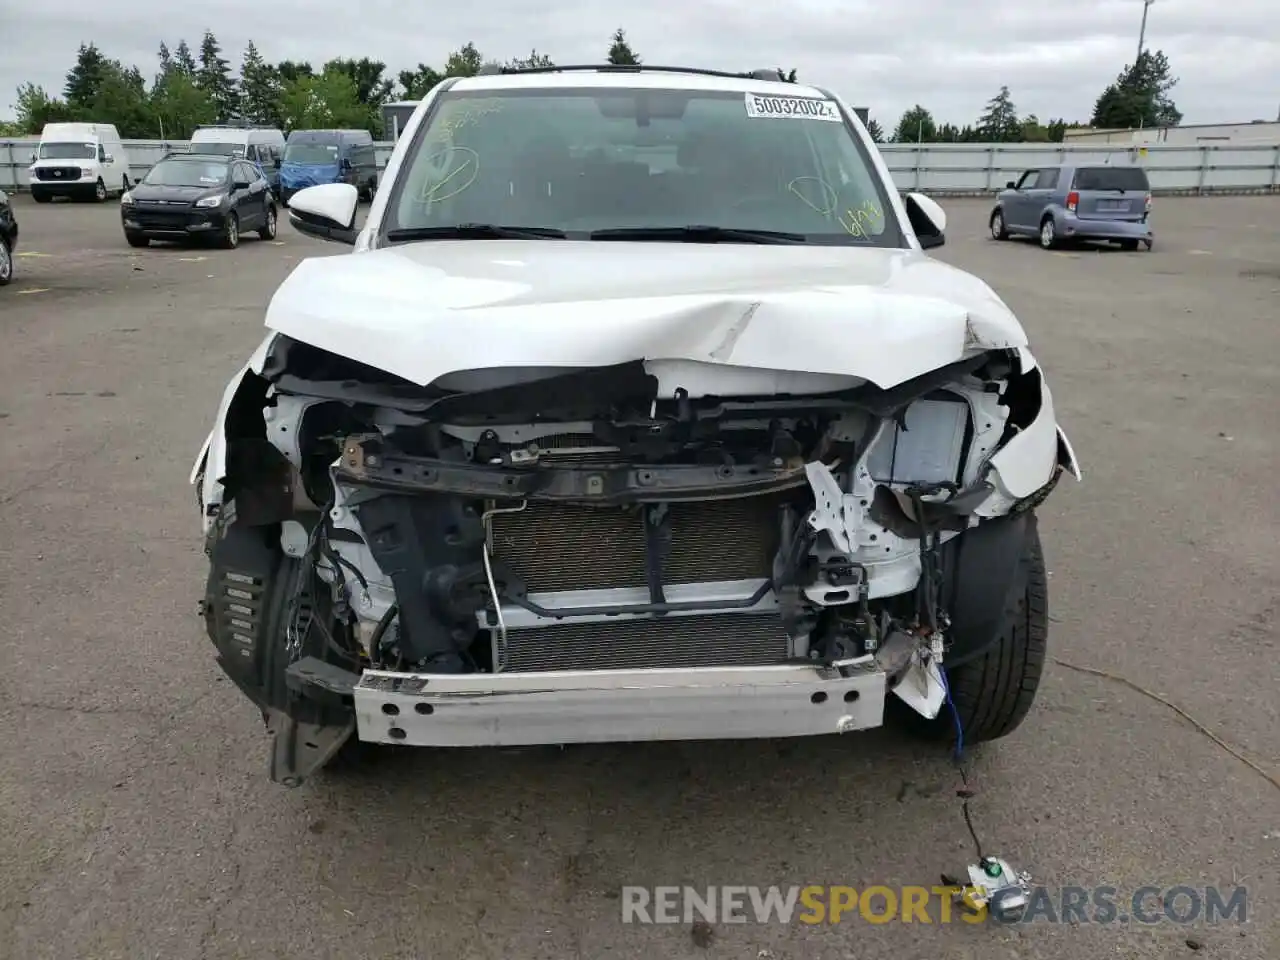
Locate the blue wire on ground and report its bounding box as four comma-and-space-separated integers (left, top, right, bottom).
940, 666, 965, 761
939, 664, 984, 860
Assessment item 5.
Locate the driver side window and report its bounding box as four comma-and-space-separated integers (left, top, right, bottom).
1015, 170, 1038, 190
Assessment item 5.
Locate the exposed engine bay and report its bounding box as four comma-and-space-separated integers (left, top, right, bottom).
197, 334, 1076, 784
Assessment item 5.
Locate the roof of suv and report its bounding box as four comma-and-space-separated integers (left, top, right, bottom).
449, 68, 829, 98
167, 152, 234, 162
1040, 162, 1146, 171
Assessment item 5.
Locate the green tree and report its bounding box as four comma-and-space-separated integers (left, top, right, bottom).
325, 57, 394, 108
276, 60, 314, 86
507, 49, 555, 70
607, 28, 640, 65
174, 40, 198, 76
197, 30, 239, 120
977, 85, 1020, 141
278, 68, 369, 131
156, 42, 174, 83
88, 61, 152, 138
865, 116, 885, 142
1019, 114, 1051, 142
150, 70, 217, 139
12, 83, 74, 133
398, 64, 443, 99
893, 105, 936, 142
64, 42, 109, 111
444, 42, 484, 77
240, 41, 282, 125
1091, 49, 1181, 128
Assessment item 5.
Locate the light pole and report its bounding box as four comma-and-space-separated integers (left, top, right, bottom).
1136, 0, 1155, 64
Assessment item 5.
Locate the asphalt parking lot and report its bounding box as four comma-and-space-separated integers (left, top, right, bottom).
1, 193, 1278, 960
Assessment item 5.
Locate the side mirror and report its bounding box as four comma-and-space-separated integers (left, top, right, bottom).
274, 157, 282, 169
1006, 180, 1017, 189
30, 152, 37, 163
903, 192, 946, 250
341, 158, 352, 171
103, 154, 114, 164
288, 183, 359, 245
233, 180, 252, 191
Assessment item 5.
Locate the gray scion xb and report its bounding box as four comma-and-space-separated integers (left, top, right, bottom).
990, 162, 1154, 251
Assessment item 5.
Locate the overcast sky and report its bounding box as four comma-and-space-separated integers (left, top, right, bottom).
5, 0, 1279, 128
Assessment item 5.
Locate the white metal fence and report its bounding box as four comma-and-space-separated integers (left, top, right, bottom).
3, 138, 1278, 196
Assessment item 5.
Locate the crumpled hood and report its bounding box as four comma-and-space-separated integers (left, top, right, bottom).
263, 240, 1028, 391
280, 162, 340, 190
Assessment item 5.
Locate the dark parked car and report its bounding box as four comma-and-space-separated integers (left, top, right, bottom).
0, 190, 18, 286
120, 153, 278, 249
990, 163, 1154, 251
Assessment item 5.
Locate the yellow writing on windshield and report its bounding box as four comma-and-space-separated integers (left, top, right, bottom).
788, 176, 839, 216
839, 200, 885, 238
438, 99, 504, 141
786, 177, 884, 237
416, 145, 480, 206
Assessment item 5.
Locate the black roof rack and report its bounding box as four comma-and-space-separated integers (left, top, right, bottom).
478, 64, 788, 81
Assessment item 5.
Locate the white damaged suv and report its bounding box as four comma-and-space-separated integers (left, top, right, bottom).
192, 65, 1080, 785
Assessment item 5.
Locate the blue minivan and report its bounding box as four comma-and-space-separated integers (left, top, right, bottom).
279, 129, 378, 206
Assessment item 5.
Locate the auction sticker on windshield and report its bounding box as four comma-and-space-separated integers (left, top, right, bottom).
745, 94, 841, 121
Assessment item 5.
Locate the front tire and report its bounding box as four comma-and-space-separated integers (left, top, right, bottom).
94, 179, 108, 203
989, 209, 1008, 240
32, 191, 51, 204
0, 237, 13, 286
258, 205, 278, 240
1118, 239, 1139, 251
908, 523, 1049, 745
220, 213, 240, 249
125, 232, 149, 248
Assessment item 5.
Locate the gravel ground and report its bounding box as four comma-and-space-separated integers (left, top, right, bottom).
1, 193, 1277, 960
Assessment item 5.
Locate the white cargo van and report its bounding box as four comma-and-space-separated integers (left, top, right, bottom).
189, 125, 287, 196
28, 123, 131, 203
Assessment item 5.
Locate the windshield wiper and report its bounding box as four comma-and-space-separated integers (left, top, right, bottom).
386, 223, 568, 242
589, 225, 807, 244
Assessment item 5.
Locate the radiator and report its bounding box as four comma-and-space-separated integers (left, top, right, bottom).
488, 493, 792, 593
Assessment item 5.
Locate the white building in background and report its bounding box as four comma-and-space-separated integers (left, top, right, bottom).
1064, 119, 1280, 145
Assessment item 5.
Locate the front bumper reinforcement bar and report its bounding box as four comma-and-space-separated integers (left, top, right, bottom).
353, 660, 887, 747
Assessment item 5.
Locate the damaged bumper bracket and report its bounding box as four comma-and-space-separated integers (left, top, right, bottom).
354, 661, 888, 747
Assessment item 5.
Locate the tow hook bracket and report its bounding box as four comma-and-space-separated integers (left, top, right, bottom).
285, 656, 361, 705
